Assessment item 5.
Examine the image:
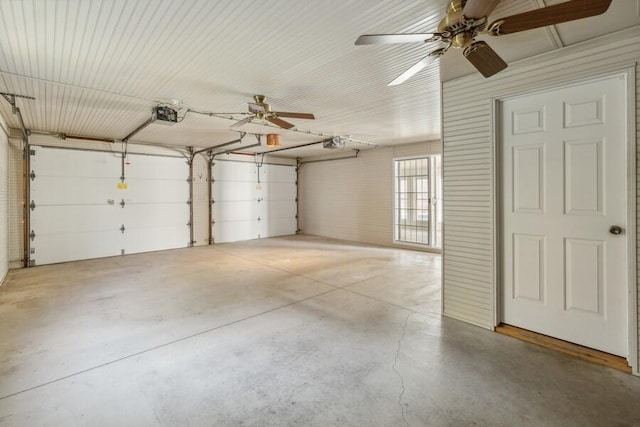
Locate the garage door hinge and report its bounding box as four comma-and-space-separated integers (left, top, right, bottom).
211, 199, 215, 204
187, 221, 191, 227
30, 201, 36, 211
120, 199, 125, 208
29, 260, 36, 267
30, 171, 36, 181
120, 224, 125, 234
187, 199, 192, 205
29, 149, 35, 156
30, 248, 35, 254
29, 230, 35, 241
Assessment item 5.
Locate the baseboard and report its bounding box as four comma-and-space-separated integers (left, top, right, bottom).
496, 323, 632, 374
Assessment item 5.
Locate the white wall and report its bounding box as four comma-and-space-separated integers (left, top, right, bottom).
441, 27, 639, 374
299, 141, 441, 248
0, 114, 9, 284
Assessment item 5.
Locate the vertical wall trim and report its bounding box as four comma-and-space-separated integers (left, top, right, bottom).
187, 147, 194, 247
440, 80, 446, 316
624, 65, 639, 375
207, 155, 213, 245
492, 98, 501, 329
23, 139, 30, 267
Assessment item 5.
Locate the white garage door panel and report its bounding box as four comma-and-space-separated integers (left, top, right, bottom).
123, 180, 187, 203
265, 200, 297, 218
124, 226, 188, 254
211, 161, 296, 243
125, 155, 187, 179
124, 203, 188, 228
30, 147, 190, 265
31, 205, 119, 234
32, 232, 123, 265
213, 220, 259, 243
262, 165, 296, 238
31, 148, 119, 177
214, 201, 257, 221
262, 217, 297, 237
213, 181, 256, 202
263, 164, 296, 182
213, 161, 255, 181
31, 177, 117, 205
265, 182, 296, 201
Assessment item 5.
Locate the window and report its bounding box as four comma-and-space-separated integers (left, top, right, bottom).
394, 156, 441, 248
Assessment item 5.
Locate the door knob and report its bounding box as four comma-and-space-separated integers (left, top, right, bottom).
609, 225, 623, 235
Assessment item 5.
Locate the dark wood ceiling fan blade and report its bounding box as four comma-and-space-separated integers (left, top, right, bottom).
273, 112, 315, 120
488, 0, 612, 35
267, 116, 295, 129
355, 33, 433, 45
463, 41, 508, 78
462, 0, 501, 19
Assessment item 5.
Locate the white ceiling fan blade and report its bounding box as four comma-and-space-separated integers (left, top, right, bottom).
355, 33, 434, 45
231, 116, 254, 128
388, 54, 437, 86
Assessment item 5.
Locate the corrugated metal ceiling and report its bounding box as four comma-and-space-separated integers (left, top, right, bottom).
0, 0, 637, 157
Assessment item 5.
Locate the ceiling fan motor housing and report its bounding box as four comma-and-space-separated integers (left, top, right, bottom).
439, 0, 474, 48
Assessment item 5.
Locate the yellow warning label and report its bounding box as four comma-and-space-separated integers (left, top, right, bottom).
117, 182, 128, 190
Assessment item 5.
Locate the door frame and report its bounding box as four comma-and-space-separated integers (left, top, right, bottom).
492, 68, 638, 373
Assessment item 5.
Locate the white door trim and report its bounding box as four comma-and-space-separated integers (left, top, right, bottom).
492, 68, 638, 374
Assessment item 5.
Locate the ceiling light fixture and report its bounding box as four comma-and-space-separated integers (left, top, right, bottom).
266, 134, 281, 147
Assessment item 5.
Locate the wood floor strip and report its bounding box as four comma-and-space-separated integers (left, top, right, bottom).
496, 324, 632, 374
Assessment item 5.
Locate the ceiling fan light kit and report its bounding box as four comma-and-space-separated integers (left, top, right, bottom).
356, 0, 613, 84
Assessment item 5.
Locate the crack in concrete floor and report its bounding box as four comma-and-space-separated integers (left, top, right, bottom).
392, 311, 412, 426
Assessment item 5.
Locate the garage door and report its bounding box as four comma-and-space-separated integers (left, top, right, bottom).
212, 160, 296, 243
29, 146, 189, 265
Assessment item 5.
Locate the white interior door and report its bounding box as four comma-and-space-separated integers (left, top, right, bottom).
501, 75, 628, 356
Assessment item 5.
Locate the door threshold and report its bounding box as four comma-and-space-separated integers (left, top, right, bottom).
496, 323, 631, 374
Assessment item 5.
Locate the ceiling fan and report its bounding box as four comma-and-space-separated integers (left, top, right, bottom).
231, 95, 315, 130
355, 0, 612, 84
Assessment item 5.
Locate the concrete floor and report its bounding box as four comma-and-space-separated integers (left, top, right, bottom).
0, 235, 638, 426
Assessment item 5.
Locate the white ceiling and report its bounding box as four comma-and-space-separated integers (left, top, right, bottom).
0, 0, 638, 157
